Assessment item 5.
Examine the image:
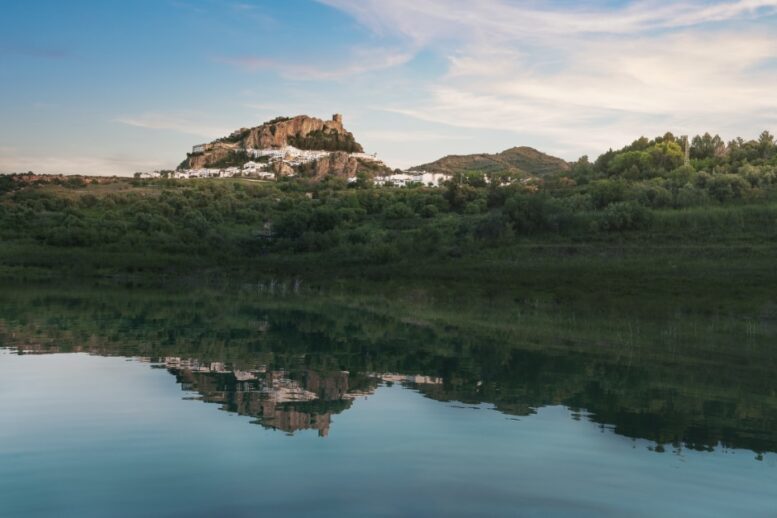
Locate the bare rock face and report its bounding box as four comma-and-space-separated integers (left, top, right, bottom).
242, 115, 353, 150
272, 161, 295, 177
314, 152, 359, 179
187, 144, 234, 169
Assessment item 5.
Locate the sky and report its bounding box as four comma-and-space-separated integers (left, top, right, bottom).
2, 0, 777, 175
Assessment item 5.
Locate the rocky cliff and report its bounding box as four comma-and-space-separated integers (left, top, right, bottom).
411, 146, 570, 177
182, 114, 363, 169
239, 114, 362, 151
314, 152, 359, 179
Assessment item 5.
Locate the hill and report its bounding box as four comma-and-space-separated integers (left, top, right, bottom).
182, 114, 363, 169
411, 146, 570, 177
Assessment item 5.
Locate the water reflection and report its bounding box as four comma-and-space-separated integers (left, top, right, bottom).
162, 360, 443, 436
2, 282, 777, 457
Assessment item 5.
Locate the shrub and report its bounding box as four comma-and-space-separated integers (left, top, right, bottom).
384, 202, 415, 219
599, 201, 652, 231
707, 174, 751, 202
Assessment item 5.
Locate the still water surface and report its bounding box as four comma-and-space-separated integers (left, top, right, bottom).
1, 283, 776, 517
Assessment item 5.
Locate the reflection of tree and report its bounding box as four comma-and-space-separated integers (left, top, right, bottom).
1, 284, 777, 454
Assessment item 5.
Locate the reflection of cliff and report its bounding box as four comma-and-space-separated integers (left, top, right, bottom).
168, 361, 377, 437
162, 359, 450, 437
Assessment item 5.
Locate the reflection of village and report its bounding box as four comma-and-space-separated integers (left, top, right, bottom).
152, 357, 442, 437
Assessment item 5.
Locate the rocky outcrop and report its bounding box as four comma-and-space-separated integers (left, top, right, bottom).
272, 161, 295, 177
242, 115, 359, 151
181, 114, 363, 169
314, 152, 359, 179
186, 143, 234, 169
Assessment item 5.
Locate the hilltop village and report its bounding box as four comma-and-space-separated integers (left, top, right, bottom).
129, 113, 578, 189
137, 114, 453, 187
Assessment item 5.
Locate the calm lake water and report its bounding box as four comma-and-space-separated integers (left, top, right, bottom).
1, 282, 776, 517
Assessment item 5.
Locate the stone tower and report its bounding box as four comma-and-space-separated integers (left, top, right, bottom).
332, 113, 343, 125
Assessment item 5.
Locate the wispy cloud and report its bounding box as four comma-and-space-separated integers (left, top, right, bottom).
319, 0, 777, 39
114, 112, 231, 139
360, 130, 471, 143
218, 46, 414, 80
320, 0, 777, 158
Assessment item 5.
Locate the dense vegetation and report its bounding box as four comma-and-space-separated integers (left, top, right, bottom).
287, 129, 363, 153
215, 127, 251, 144
2, 130, 777, 301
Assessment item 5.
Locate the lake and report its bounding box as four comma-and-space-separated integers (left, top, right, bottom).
1, 280, 776, 517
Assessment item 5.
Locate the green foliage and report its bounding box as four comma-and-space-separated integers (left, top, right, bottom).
0, 175, 16, 194
598, 201, 652, 231
266, 116, 291, 125
604, 140, 683, 179
3, 128, 777, 277
216, 128, 251, 144
706, 174, 752, 202
691, 133, 726, 160
177, 155, 192, 170
383, 201, 415, 219
287, 129, 362, 153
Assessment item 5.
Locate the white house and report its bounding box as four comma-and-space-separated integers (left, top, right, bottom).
374, 171, 451, 188
243, 161, 262, 173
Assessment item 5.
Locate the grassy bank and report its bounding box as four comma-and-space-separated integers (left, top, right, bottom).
1, 170, 776, 315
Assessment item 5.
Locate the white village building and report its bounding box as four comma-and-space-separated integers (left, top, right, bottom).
375, 171, 451, 188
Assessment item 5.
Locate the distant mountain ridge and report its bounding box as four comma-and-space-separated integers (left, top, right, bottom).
411, 146, 570, 177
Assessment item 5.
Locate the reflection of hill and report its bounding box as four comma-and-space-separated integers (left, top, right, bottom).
1, 283, 777, 454
169, 365, 373, 436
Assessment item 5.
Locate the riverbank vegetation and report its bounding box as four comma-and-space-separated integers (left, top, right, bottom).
2, 131, 777, 305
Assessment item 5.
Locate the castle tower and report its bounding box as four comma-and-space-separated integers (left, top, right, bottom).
332, 113, 343, 125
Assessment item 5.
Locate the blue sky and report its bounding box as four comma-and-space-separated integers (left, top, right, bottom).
2, 0, 777, 174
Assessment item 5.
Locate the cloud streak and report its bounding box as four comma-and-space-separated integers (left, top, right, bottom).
114, 112, 231, 139
320, 0, 777, 39
218, 46, 414, 80
320, 0, 777, 158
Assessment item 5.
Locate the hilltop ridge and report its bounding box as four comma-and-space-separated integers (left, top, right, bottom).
411, 146, 570, 177
182, 114, 364, 170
